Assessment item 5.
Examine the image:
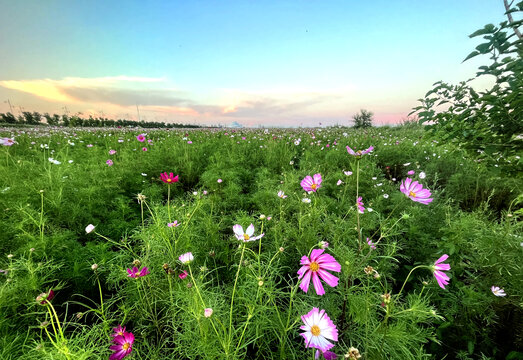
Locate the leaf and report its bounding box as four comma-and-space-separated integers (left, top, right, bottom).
475, 43, 491, 54
469, 24, 496, 38
463, 50, 480, 62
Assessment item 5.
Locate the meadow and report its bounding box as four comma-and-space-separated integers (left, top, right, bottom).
0, 124, 521, 360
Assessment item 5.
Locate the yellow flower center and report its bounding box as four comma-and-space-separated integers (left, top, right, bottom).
311, 184, 317, 190
117, 331, 124, 336
122, 343, 130, 351
409, 191, 416, 197
167, 178, 172, 183
310, 262, 319, 272
243, 233, 250, 241
311, 325, 321, 336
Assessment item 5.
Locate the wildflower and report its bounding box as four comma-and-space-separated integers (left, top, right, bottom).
301, 174, 322, 192
91, 263, 98, 271
179, 252, 194, 264
345, 347, 361, 359
400, 178, 433, 205
344, 170, 353, 176
298, 249, 341, 295
142, 147, 148, 151
491, 286, 506, 297
160, 172, 179, 184
316, 350, 337, 359
126, 266, 150, 278
403, 162, 411, 166
187, 141, 193, 144
7, 254, 13, 259
48, 157, 61, 165
319, 241, 329, 249
381, 292, 391, 304
106, 159, 113, 166
109, 332, 134, 360
364, 266, 374, 275
36, 289, 55, 305
346, 145, 373, 157
407, 170, 415, 175
136, 134, 146, 142
87, 144, 93, 148
302, 198, 312, 204
167, 221, 180, 227
383, 194, 389, 199
356, 197, 365, 213
279, 247, 285, 252
233, 224, 264, 242
367, 238, 376, 250
217, 178, 223, 183
300, 307, 338, 352
179, 270, 188, 279
112, 325, 126, 337
432, 254, 450, 289
278, 190, 288, 199
109, 150, 116, 155
136, 193, 147, 203
259, 214, 266, 220
0, 137, 16, 146
419, 171, 426, 179
85, 224, 95, 233
336, 179, 343, 186
204, 308, 213, 317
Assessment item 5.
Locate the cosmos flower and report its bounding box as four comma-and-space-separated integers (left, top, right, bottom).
343, 170, 353, 176
346, 145, 373, 157
301, 174, 322, 192
109, 331, 134, 360
298, 249, 341, 295
85, 224, 95, 233
217, 178, 223, 183
315, 350, 337, 359
491, 286, 506, 297
300, 307, 338, 352
160, 172, 179, 184
278, 190, 288, 199
109, 149, 116, 155
400, 178, 433, 205
367, 238, 376, 250
36, 289, 55, 305
0, 137, 16, 146
136, 134, 146, 142
179, 252, 194, 264
112, 325, 126, 338
126, 266, 150, 278
336, 179, 343, 186
142, 147, 148, 151
167, 221, 180, 227
204, 308, 213, 317
179, 270, 188, 279
233, 224, 264, 242
432, 254, 450, 289
106, 159, 114, 166
407, 170, 415, 175
356, 197, 365, 213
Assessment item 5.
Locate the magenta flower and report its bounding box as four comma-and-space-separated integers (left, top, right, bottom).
367, 238, 376, 250
160, 172, 179, 184
301, 174, 322, 192
136, 134, 146, 142
112, 325, 126, 338
109, 331, 134, 360
432, 254, 450, 289
109, 149, 116, 155
106, 159, 114, 166
346, 145, 373, 157
298, 249, 341, 295
167, 221, 180, 227
356, 197, 365, 213
407, 170, 415, 175
142, 147, 148, 151
126, 266, 150, 278
233, 224, 264, 242
316, 350, 338, 360
36, 289, 55, 305
179, 270, 188, 279
400, 178, 433, 205
300, 307, 338, 352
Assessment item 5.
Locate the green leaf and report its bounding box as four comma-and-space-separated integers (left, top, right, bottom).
475, 43, 491, 54
469, 24, 496, 38
463, 50, 480, 62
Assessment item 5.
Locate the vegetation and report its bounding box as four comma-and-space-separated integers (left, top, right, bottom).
352, 109, 374, 129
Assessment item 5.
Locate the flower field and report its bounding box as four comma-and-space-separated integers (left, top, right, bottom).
0, 125, 522, 359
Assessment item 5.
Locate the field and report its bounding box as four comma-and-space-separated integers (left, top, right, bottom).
0, 125, 522, 360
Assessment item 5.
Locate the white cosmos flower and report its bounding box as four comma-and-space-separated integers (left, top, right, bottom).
300, 308, 338, 352
419, 172, 426, 179
233, 224, 264, 242
178, 252, 194, 264
85, 224, 95, 234
491, 286, 506, 297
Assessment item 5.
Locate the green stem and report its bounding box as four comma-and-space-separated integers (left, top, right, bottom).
397, 265, 426, 298
228, 244, 246, 353
356, 159, 362, 251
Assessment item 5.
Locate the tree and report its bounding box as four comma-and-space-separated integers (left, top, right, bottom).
352, 109, 374, 128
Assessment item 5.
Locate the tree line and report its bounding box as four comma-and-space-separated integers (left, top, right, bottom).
0, 111, 201, 128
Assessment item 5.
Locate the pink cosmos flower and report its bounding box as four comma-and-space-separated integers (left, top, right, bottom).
217, 178, 223, 183
301, 174, 322, 192
167, 221, 180, 227
179, 270, 188, 279
407, 170, 415, 175
109, 331, 134, 360
491, 286, 506, 297
160, 172, 179, 184
315, 350, 337, 360
1, 137, 16, 146
233, 224, 264, 242
136, 134, 146, 142
346, 145, 373, 157
126, 266, 150, 278
432, 254, 450, 289
298, 249, 341, 295
106, 159, 114, 166
367, 238, 376, 250
400, 178, 433, 205
187, 141, 193, 144
179, 252, 194, 264
204, 308, 213, 317
36, 289, 55, 305
278, 190, 288, 199
300, 307, 338, 352
112, 325, 126, 338
142, 147, 148, 151
109, 149, 116, 155
356, 197, 365, 213
87, 144, 93, 148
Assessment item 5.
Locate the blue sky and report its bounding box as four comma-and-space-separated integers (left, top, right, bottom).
0, 1, 509, 126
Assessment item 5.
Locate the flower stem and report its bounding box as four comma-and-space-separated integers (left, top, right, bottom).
228, 243, 246, 354
397, 265, 425, 298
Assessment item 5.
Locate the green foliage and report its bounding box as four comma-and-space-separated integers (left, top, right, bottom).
352, 109, 374, 129
411, 2, 523, 174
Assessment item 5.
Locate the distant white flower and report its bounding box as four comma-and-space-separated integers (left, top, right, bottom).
372, 177, 377, 180
403, 162, 411, 166
204, 308, 213, 317
302, 198, 311, 204
179, 252, 194, 264
141, 173, 147, 176
491, 286, 506, 297
290, 161, 294, 165
419, 172, 426, 179
85, 224, 95, 234
278, 191, 287, 199
367, 208, 373, 212
383, 194, 389, 199
344, 171, 353, 176
68, 160, 74, 163
336, 179, 343, 186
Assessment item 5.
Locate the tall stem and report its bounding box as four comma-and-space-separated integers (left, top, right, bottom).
397, 265, 425, 298
228, 244, 246, 354
356, 159, 362, 251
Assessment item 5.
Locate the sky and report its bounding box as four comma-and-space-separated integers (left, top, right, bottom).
0, 1, 510, 127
